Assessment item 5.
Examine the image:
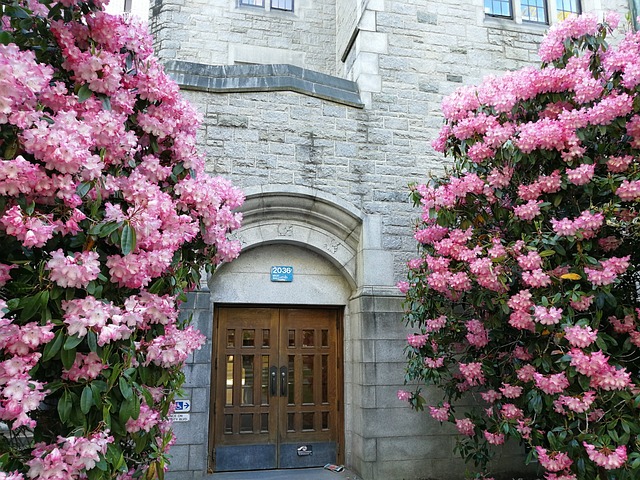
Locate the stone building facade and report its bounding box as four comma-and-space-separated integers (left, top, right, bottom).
143, 0, 632, 479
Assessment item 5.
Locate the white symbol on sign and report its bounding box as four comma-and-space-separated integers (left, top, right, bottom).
175, 400, 191, 413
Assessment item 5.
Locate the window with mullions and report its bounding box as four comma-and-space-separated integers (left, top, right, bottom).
557, 0, 580, 21
484, 0, 512, 18
239, 0, 293, 11
521, 0, 547, 23
271, 0, 293, 11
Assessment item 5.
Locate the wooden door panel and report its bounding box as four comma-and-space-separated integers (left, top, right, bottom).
214, 309, 279, 448
211, 307, 341, 472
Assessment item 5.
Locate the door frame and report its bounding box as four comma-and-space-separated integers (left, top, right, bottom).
208, 304, 345, 472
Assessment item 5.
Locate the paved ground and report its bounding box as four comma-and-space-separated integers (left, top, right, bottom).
204, 467, 361, 480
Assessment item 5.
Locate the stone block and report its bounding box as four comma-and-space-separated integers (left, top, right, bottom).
167, 444, 190, 471
417, 10, 438, 24
190, 387, 210, 413
189, 443, 207, 471
358, 31, 388, 54
183, 362, 212, 388
376, 434, 454, 462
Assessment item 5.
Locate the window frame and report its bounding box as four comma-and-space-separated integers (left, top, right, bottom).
238, 0, 293, 12
484, 0, 514, 19
521, 0, 548, 24
270, 0, 294, 12
556, 0, 581, 21
484, 0, 583, 26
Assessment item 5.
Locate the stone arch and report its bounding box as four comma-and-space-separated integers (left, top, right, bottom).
224, 185, 363, 290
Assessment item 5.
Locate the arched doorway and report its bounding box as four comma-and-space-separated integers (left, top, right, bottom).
207, 189, 362, 472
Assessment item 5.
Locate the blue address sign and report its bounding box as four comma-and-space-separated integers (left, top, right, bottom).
271, 266, 293, 282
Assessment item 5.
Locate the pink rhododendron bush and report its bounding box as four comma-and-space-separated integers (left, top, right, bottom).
0, 0, 243, 478
399, 13, 640, 480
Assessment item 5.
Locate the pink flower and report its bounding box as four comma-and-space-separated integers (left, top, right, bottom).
616, 179, 640, 201
517, 364, 537, 382
126, 402, 160, 433
569, 295, 594, 311
513, 200, 543, 220
536, 446, 573, 472
459, 362, 485, 386
426, 315, 447, 332
500, 384, 523, 399
522, 269, 552, 288
424, 357, 445, 368
483, 431, 505, 445
533, 305, 563, 325
583, 443, 627, 470
533, 372, 569, 395
396, 281, 410, 293
465, 319, 489, 348
566, 163, 595, 185
455, 418, 475, 436
480, 390, 502, 403
397, 390, 411, 401
539, 13, 600, 62
46, 249, 100, 289
555, 391, 596, 414
606, 155, 633, 173
501, 403, 523, 420
407, 334, 428, 348
429, 403, 450, 422
62, 352, 106, 382
0, 264, 16, 287
564, 325, 597, 348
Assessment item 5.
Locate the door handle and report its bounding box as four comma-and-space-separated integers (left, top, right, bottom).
270, 366, 277, 397
280, 366, 287, 397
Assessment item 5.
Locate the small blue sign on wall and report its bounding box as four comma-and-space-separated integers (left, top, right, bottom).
271, 266, 293, 282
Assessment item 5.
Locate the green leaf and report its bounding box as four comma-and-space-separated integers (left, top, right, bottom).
120, 224, 136, 255
76, 181, 92, 198
0, 31, 14, 45
64, 334, 84, 350
61, 347, 76, 370
42, 329, 64, 361
119, 398, 134, 423
119, 376, 133, 400
100, 221, 122, 238
6, 5, 30, 18
78, 84, 92, 102
58, 390, 72, 423
87, 330, 98, 352
20, 292, 44, 322
81, 385, 94, 414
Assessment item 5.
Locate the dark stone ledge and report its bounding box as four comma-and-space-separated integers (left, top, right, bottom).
164, 61, 365, 109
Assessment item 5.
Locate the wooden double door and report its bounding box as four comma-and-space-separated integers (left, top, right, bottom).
210, 307, 343, 472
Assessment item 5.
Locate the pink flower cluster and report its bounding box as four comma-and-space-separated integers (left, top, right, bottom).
143, 325, 205, 368
46, 249, 100, 289
569, 349, 631, 391
582, 442, 627, 470
536, 446, 573, 472
126, 401, 160, 433
61, 352, 106, 382
27, 430, 113, 478
563, 325, 597, 348
550, 210, 604, 238
584, 255, 630, 286
428, 403, 450, 422
0, 313, 53, 429
554, 391, 595, 414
